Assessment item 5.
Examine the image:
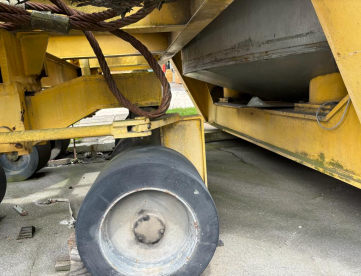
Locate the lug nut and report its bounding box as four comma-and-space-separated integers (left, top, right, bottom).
160, 229, 164, 234
138, 237, 143, 242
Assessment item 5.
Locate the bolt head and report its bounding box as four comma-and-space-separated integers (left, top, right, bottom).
15, 143, 23, 149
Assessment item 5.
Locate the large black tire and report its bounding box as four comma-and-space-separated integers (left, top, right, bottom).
0, 142, 51, 182
50, 139, 70, 160
76, 146, 219, 276
35, 142, 52, 172
0, 165, 6, 203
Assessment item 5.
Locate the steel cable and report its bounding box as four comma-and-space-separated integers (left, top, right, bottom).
0, 0, 171, 118
316, 98, 351, 130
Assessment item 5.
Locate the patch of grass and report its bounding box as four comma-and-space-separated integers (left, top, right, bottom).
166, 107, 198, 116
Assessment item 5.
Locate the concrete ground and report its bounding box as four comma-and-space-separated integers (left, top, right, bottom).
168, 82, 194, 109
1, 139, 361, 275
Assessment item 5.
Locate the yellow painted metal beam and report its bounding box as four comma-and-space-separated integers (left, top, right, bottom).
172, 52, 212, 121
150, 114, 182, 130
121, 0, 190, 33
0, 85, 25, 133
33, 0, 191, 34
26, 72, 162, 130
176, 41, 361, 188
0, 114, 184, 144
0, 30, 45, 91
47, 33, 169, 59
0, 30, 49, 153
17, 33, 49, 77
91, 55, 158, 72
160, 115, 207, 184
0, 118, 152, 144
89, 56, 159, 69
312, 0, 361, 122
41, 53, 80, 88
209, 102, 361, 189
107, 66, 150, 72
309, 73, 347, 104
132, 113, 182, 132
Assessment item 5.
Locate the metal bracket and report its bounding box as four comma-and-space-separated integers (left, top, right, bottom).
0, 114, 182, 144
31, 11, 70, 34
131, 114, 181, 132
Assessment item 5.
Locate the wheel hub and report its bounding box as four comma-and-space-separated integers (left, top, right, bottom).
133, 214, 165, 244
6, 153, 20, 162
99, 189, 199, 275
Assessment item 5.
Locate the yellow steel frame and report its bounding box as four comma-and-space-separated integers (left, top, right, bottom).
0, 29, 164, 154
3, 0, 359, 189
33, 0, 191, 34
0, 30, 50, 154
0, 0, 233, 183
209, 99, 361, 188
160, 115, 207, 184
311, 0, 361, 122
44, 0, 235, 66
167, 1, 361, 189
47, 33, 169, 59
0, 112, 207, 182
26, 72, 162, 130
41, 53, 80, 88
88, 56, 160, 72
0, 115, 183, 143
174, 45, 361, 189
172, 53, 213, 121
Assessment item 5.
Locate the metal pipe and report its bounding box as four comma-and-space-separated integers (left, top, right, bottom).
0, 125, 113, 144
0, 123, 151, 144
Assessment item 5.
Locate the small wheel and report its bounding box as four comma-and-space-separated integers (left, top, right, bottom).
0, 165, 6, 203
0, 142, 51, 182
76, 146, 219, 276
50, 139, 70, 160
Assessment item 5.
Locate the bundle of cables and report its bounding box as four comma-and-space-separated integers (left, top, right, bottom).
0, 0, 174, 118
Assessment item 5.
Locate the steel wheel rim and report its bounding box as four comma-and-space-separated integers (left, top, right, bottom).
99, 188, 199, 276
0, 148, 39, 181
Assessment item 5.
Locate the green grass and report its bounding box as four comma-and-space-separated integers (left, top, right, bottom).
166, 107, 198, 116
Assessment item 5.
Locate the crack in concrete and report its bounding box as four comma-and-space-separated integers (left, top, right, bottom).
218, 147, 248, 164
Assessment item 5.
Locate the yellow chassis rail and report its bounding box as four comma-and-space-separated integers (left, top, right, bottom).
173, 49, 361, 189
0, 114, 181, 143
